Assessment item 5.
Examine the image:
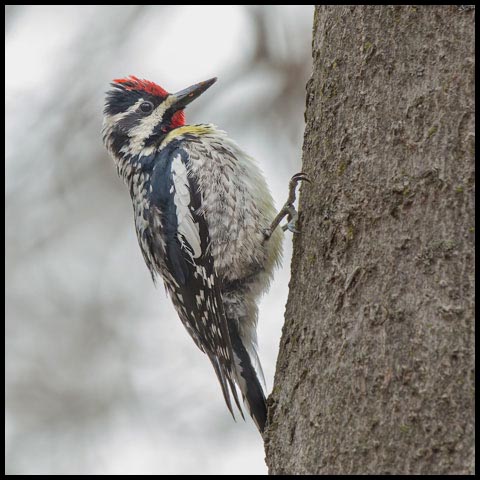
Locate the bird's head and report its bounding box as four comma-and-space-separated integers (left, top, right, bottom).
102, 75, 217, 159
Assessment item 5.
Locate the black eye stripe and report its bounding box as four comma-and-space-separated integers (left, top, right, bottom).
140, 101, 154, 114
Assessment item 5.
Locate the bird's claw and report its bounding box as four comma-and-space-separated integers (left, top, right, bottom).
282, 172, 310, 234
290, 172, 311, 185
263, 172, 311, 242
288, 172, 311, 202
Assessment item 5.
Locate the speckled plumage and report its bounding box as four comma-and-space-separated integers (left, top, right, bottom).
102, 77, 282, 432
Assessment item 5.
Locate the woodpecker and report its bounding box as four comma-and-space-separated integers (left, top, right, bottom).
102, 75, 308, 433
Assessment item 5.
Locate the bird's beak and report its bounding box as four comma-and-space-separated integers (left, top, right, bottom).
172, 77, 217, 110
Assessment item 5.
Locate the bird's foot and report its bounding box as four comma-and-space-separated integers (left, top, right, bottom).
281, 204, 300, 233
263, 172, 311, 242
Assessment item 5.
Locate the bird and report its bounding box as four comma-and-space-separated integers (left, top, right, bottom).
102, 75, 308, 433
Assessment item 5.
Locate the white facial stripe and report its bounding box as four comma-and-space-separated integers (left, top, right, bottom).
117, 95, 177, 156
104, 93, 180, 158
103, 98, 145, 129
128, 95, 177, 141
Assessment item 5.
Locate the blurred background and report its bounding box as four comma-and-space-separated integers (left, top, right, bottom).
5, 5, 313, 475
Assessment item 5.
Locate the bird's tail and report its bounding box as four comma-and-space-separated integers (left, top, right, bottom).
227, 320, 267, 433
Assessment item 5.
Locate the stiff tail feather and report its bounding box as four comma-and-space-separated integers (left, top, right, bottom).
228, 321, 267, 433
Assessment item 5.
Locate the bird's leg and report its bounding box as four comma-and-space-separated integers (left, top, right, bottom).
263, 172, 311, 243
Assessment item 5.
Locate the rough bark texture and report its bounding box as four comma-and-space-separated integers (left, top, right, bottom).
264, 5, 475, 475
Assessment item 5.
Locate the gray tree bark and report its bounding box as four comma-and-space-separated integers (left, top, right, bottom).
264, 5, 475, 475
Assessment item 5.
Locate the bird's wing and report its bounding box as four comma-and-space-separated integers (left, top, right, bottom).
148, 146, 243, 419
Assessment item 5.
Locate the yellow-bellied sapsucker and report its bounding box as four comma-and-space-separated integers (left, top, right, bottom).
102, 76, 308, 433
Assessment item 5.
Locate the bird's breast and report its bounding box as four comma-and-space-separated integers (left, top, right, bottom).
181, 131, 281, 283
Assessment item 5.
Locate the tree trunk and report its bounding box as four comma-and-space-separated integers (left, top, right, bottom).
264, 5, 475, 475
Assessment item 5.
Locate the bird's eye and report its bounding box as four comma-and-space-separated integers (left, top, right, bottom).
139, 101, 154, 114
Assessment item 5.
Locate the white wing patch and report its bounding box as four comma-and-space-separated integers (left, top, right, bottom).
171, 154, 202, 259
